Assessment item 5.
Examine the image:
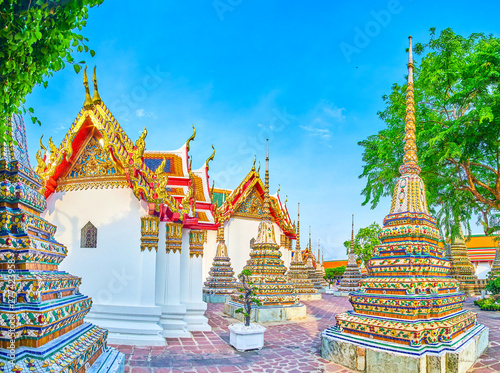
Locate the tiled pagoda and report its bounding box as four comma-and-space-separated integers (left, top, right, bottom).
449, 223, 479, 295
322, 37, 488, 372
0, 115, 123, 372
286, 203, 320, 301
203, 206, 236, 303
316, 242, 329, 288
303, 228, 325, 292
225, 140, 305, 322
491, 246, 500, 278
338, 215, 362, 293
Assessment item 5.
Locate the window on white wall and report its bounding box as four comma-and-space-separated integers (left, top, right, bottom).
81, 221, 97, 248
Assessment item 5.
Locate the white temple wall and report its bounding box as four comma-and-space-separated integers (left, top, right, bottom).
474, 261, 492, 279
203, 230, 218, 282
44, 188, 154, 307
43, 188, 165, 345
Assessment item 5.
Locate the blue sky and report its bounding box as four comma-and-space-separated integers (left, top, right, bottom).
24, 0, 500, 260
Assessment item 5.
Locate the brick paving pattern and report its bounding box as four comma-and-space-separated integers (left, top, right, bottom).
112, 294, 500, 373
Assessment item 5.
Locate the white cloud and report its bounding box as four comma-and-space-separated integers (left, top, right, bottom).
135, 109, 157, 119
300, 125, 332, 140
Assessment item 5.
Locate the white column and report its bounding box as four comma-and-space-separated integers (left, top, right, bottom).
182, 230, 211, 331
157, 223, 190, 338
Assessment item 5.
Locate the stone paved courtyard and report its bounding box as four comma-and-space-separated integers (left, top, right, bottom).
112, 294, 500, 373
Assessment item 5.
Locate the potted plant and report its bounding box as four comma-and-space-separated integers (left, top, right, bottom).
228, 269, 266, 351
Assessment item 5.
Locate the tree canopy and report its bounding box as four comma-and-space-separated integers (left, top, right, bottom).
359, 28, 500, 238
0, 0, 102, 141
343, 222, 381, 264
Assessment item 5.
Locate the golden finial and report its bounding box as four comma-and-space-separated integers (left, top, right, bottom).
399, 35, 420, 176
39, 135, 47, 155
92, 66, 102, 104
262, 139, 272, 221
257, 161, 261, 174
284, 195, 288, 205
186, 125, 196, 152
206, 145, 215, 171
83, 66, 93, 109
189, 155, 193, 172
277, 184, 281, 194
252, 155, 256, 171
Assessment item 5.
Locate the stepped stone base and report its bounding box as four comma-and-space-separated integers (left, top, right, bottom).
332, 291, 351, 297
297, 293, 322, 301
224, 301, 306, 323
203, 294, 232, 303
321, 324, 489, 373
89, 348, 125, 373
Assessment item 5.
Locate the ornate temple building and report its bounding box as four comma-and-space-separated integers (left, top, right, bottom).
491, 247, 500, 278
36, 68, 217, 345
286, 203, 320, 301
225, 141, 305, 322
204, 160, 296, 283
322, 37, 488, 372
303, 228, 325, 292
0, 115, 123, 372
449, 224, 482, 295
202, 203, 236, 303
337, 216, 362, 293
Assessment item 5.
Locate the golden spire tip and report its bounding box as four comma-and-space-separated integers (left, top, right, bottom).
92, 66, 102, 104
83, 66, 93, 109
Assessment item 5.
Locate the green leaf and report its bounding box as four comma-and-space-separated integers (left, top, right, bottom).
74, 64, 82, 74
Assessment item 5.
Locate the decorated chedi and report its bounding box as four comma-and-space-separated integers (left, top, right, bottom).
225, 140, 305, 322
203, 193, 236, 303
0, 115, 124, 372
286, 203, 320, 301
491, 244, 500, 278
338, 215, 362, 293
316, 241, 329, 288
449, 223, 480, 295
322, 37, 488, 372
303, 228, 324, 292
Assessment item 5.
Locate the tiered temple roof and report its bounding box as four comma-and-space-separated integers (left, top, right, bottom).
328, 37, 480, 347
203, 199, 236, 298
35, 67, 215, 231
211, 161, 296, 243
286, 203, 318, 298
338, 215, 362, 292
449, 224, 479, 294
0, 115, 114, 371
230, 141, 298, 307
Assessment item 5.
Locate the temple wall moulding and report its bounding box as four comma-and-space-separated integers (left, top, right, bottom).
166, 222, 183, 253
140, 215, 160, 252
189, 229, 206, 258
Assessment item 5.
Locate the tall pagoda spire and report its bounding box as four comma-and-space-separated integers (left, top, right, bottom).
348, 214, 356, 264
262, 139, 272, 221
293, 202, 302, 261
400, 35, 420, 176
338, 214, 362, 292
325, 36, 483, 355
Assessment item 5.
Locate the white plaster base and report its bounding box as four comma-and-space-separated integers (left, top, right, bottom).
225, 301, 306, 323
183, 301, 211, 331
229, 323, 266, 351
321, 325, 489, 373
297, 293, 322, 301
160, 304, 192, 338
325, 289, 335, 294
89, 348, 125, 373
85, 304, 165, 346
332, 291, 350, 297
203, 294, 231, 303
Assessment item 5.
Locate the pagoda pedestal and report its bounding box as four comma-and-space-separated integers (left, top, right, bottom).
322, 325, 488, 373
225, 301, 306, 323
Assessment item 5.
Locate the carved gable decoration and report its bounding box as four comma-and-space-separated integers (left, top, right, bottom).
57, 136, 127, 191
233, 188, 264, 220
